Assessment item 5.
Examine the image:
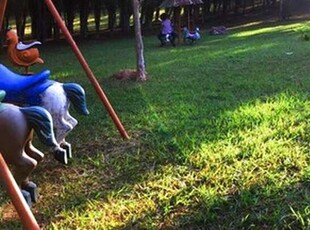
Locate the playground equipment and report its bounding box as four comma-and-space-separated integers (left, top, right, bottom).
0, 0, 129, 140
182, 27, 201, 44
0, 64, 89, 164
160, 0, 203, 44
0, 90, 62, 205
0, 0, 129, 227
6, 29, 43, 74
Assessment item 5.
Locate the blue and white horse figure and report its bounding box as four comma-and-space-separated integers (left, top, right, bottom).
0, 64, 89, 164
183, 27, 201, 44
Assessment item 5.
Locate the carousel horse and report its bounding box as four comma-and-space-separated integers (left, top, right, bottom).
0, 64, 89, 164
183, 27, 201, 44
0, 90, 65, 206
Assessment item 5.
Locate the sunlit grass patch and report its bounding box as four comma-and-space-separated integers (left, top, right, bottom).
230, 22, 307, 38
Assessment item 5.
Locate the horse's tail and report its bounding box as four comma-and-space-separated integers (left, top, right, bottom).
63, 83, 90, 116
20, 106, 57, 147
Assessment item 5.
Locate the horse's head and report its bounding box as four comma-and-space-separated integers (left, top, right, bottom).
183, 27, 189, 32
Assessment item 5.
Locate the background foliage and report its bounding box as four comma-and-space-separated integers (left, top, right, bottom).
3, 0, 303, 41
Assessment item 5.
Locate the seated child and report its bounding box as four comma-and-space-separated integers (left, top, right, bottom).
157, 13, 177, 46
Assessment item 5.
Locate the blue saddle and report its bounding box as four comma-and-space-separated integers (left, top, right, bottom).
0, 64, 55, 105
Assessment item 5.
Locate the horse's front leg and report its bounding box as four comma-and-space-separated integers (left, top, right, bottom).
53, 146, 68, 165
60, 111, 78, 159
61, 141, 72, 159
24, 130, 44, 163
23, 140, 45, 205
14, 152, 39, 207
65, 110, 78, 129
25, 142, 44, 163
54, 116, 74, 159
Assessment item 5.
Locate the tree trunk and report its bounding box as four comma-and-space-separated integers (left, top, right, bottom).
104, 0, 117, 31
119, 0, 131, 32
7, 0, 28, 39
51, 0, 61, 40
280, 0, 291, 20
63, 0, 75, 34
142, 0, 156, 29
222, 0, 229, 17
234, 0, 242, 14
132, 0, 147, 81
94, 0, 102, 34
201, 0, 211, 24
28, 0, 39, 38
28, 0, 48, 41
154, 8, 160, 22
79, 0, 89, 38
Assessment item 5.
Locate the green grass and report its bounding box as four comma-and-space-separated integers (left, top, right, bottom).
1, 17, 310, 229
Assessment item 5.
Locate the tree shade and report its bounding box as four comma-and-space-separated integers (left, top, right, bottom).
160, 0, 203, 8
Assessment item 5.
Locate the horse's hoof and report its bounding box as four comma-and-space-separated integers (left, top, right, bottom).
21, 190, 32, 208
61, 143, 72, 159
54, 149, 68, 164
22, 181, 38, 203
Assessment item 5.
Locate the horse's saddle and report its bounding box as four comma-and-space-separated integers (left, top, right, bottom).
0, 64, 55, 105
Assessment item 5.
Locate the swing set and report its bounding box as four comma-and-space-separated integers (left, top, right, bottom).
0, 0, 129, 228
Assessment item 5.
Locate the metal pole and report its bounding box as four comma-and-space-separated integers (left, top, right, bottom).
43, 0, 130, 140
0, 0, 7, 32
0, 153, 40, 230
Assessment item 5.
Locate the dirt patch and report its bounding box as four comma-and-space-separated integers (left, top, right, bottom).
110, 69, 148, 81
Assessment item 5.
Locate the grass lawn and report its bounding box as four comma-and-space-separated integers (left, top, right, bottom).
1, 16, 310, 229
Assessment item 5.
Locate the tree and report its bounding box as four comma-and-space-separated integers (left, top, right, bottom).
118, 0, 132, 32
141, 0, 157, 29
104, 0, 117, 31
78, 0, 90, 38
6, 0, 28, 39
132, 0, 147, 81
280, 0, 292, 20
28, 0, 49, 41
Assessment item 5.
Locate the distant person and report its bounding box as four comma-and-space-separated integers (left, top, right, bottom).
157, 13, 177, 47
